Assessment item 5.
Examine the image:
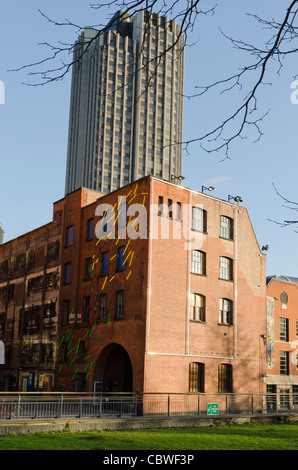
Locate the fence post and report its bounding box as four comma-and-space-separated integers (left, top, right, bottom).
168, 395, 170, 417
99, 395, 102, 418
198, 395, 200, 416
251, 394, 254, 415
226, 395, 228, 415
17, 394, 21, 420
59, 393, 63, 419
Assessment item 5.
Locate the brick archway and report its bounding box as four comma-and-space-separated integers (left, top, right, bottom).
93, 343, 133, 393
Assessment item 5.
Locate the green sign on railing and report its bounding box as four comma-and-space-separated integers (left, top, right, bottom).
207, 403, 219, 415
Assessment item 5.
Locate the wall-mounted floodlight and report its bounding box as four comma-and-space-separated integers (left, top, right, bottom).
228, 195, 243, 203
262, 245, 269, 251
202, 186, 215, 193
171, 175, 185, 182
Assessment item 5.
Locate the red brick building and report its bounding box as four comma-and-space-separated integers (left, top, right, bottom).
56, 176, 267, 395
0, 198, 64, 391
0, 176, 267, 394
266, 275, 298, 408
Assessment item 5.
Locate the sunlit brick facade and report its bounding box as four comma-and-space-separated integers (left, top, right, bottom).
0, 176, 267, 394
56, 176, 267, 395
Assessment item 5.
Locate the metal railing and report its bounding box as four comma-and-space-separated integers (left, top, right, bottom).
0, 392, 296, 421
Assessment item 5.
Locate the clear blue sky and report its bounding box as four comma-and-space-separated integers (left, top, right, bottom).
1, 0, 298, 277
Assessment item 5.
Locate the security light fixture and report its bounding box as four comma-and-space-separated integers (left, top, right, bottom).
262, 245, 269, 251
202, 186, 215, 193
171, 175, 185, 182
228, 195, 243, 203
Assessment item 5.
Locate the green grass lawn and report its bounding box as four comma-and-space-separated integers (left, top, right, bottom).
1, 422, 298, 450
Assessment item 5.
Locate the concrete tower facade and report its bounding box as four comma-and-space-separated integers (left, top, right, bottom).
65, 10, 185, 195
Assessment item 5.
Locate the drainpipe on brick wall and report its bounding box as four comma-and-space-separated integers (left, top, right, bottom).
146, 177, 153, 353
185, 191, 192, 355
233, 205, 238, 359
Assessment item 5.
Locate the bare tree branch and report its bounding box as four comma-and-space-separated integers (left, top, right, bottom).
9, 0, 298, 159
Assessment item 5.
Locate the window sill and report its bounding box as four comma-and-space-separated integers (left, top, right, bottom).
219, 236, 234, 242
218, 322, 233, 327
191, 228, 208, 235
190, 272, 207, 277
218, 277, 234, 282
189, 319, 206, 324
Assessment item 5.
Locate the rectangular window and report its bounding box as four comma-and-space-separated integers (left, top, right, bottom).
293, 385, 298, 407
190, 294, 205, 322
219, 298, 233, 325
117, 246, 126, 271
296, 320, 298, 337
118, 202, 127, 229
64, 262, 72, 285
61, 300, 70, 325
82, 296, 90, 324
73, 373, 86, 393
99, 294, 107, 321
158, 196, 163, 216
168, 199, 173, 218
58, 343, 67, 363
84, 257, 92, 281
192, 207, 207, 233
191, 250, 206, 275
220, 216, 233, 240
101, 251, 109, 275
280, 389, 290, 409
176, 202, 181, 221
65, 226, 74, 247
219, 256, 233, 281
218, 364, 233, 393
189, 363, 205, 393
116, 291, 124, 318
280, 351, 289, 375
77, 341, 86, 362
280, 318, 289, 342
86, 218, 94, 241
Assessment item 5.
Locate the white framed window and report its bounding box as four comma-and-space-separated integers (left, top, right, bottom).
192, 207, 207, 233
191, 250, 206, 276
219, 298, 233, 325
190, 294, 205, 322
220, 216, 233, 240
219, 256, 233, 281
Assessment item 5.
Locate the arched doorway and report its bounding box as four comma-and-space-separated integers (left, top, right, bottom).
93, 343, 133, 393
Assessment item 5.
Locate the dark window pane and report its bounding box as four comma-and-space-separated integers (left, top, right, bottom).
64, 263, 72, 284
65, 226, 74, 247
117, 246, 126, 271
87, 218, 94, 241
189, 362, 205, 392
84, 258, 92, 281
82, 296, 90, 323
218, 364, 233, 393
118, 203, 127, 229
101, 252, 109, 275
